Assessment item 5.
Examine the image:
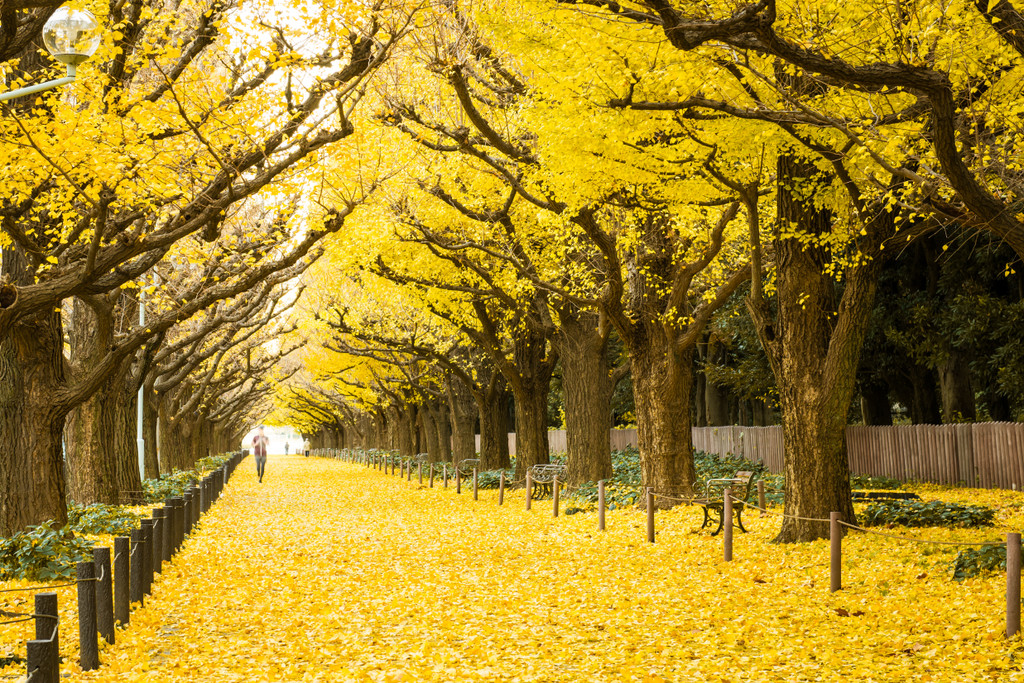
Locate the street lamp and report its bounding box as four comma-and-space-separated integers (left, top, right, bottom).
0, 7, 100, 103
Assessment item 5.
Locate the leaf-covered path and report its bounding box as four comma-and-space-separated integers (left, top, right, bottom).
80, 455, 1018, 682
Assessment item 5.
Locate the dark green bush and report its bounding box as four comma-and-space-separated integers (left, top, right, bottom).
851, 474, 904, 490
0, 525, 94, 581
67, 502, 142, 536
952, 544, 1008, 581
143, 453, 233, 502
861, 500, 995, 528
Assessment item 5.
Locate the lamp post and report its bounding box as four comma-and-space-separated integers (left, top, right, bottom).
0, 7, 100, 103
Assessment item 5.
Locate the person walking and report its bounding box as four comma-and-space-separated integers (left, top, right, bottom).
284, 441, 290, 456
253, 426, 270, 483
303, 438, 311, 458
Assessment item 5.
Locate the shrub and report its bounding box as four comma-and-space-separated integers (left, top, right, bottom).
952, 544, 1008, 581
0, 525, 94, 581
851, 474, 904, 490
861, 500, 995, 528
143, 452, 233, 502
67, 502, 142, 536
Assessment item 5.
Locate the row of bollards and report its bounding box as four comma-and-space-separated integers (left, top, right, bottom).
24, 451, 244, 682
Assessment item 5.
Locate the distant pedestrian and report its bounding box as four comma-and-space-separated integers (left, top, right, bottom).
253, 426, 270, 483
303, 438, 311, 458
285, 441, 290, 455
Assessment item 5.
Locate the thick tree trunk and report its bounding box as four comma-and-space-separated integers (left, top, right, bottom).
630, 328, 699, 504
555, 310, 613, 485
448, 374, 476, 465
0, 308, 68, 534
421, 403, 440, 461
693, 370, 707, 427
506, 330, 554, 480
760, 154, 871, 542
938, 349, 976, 423
479, 379, 512, 471
434, 402, 452, 462
143, 383, 160, 477
859, 381, 893, 426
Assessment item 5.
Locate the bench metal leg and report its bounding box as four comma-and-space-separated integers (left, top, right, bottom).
699, 507, 711, 530
736, 507, 748, 534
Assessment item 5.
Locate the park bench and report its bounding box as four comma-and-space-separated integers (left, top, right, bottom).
529, 463, 567, 499
851, 490, 920, 502
454, 458, 480, 479
694, 470, 760, 536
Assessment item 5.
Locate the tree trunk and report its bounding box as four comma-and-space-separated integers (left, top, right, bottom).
434, 401, 452, 462
758, 154, 872, 542
421, 403, 440, 461
479, 379, 512, 471
630, 327, 699, 504
0, 308, 68, 534
506, 330, 553, 480
938, 349, 976, 423
448, 374, 476, 465
555, 310, 613, 485
859, 381, 893, 426
143, 382, 160, 477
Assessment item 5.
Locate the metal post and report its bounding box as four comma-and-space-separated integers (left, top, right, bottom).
757, 480, 766, 517
723, 487, 733, 561
499, 473, 505, 505
598, 480, 606, 531
526, 471, 532, 511
646, 488, 655, 543
137, 286, 146, 480
552, 476, 560, 517
1008, 533, 1021, 638
830, 512, 842, 592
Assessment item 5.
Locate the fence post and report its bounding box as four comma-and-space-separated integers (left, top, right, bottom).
598, 480, 606, 532
152, 509, 164, 574
418, 462, 423, 486
113, 537, 129, 626
129, 529, 144, 606
430, 465, 435, 488
407, 461, 412, 482
526, 471, 533, 511
473, 468, 478, 501
499, 473, 505, 505
443, 464, 448, 489
456, 468, 462, 494
830, 512, 842, 592
757, 480, 766, 517
191, 485, 201, 527
646, 488, 655, 543
183, 491, 193, 536
1008, 532, 1021, 638
723, 488, 733, 561
140, 519, 154, 596
30, 592, 58, 683
77, 561, 99, 671
93, 547, 114, 644
162, 505, 173, 564
553, 476, 560, 517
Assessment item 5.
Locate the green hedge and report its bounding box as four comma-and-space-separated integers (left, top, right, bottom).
861, 500, 995, 528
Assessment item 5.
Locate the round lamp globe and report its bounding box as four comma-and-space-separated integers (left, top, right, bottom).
42, 7, 101, 66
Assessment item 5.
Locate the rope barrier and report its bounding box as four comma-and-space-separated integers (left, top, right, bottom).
0, 611, 58, 627
837, 520, 1006, 547
727, 494, 832, 523
0, 581, 77, 594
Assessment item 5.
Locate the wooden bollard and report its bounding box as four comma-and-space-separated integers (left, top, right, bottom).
723, 488, 733, 561
552, 476, 560, 517
152, 509, 164, 574
162, 505, 173, 563
526, 472, 533, 510
1008, 532, 1021, 637
757, 480, 766, 517
192, 486, 201, 527
646, 488, 655, 543
182, 491, 193, 536
113, 537, 129, 626
140, 519, 154, 596
430, 466, 435, 488
407, 461, 412, 482
29, 592, 59, 683
129, 529, 144, 606
830, 512, 842, 592
498, 473, 505, 505
93, 548, 114, 644
418, 462, 423, 485
456, 469, 462, 494
473, 468, 478, 500
598, 480, 606, 531
173, 496, 185, 550
443, 464, 448, 488
77, 561, 99, 670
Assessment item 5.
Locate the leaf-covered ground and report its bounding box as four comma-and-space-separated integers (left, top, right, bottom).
5, 455, 1024, 681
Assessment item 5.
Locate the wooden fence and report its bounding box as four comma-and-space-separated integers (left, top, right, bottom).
477, 422, 1024, 489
